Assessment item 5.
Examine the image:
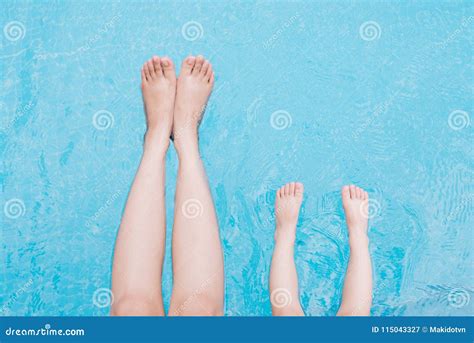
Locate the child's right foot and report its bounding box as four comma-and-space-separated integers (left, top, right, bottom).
173, 55, 214, 151
341, 185, 369, 242
274, 182, 304, 242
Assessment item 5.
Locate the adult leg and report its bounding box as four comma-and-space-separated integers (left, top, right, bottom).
111, 56, 176, 316
168, 55, 224, 316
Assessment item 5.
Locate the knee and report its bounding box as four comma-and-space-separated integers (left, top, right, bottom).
170, 292, 223, 316
196, 293, 223, 315
110, 294, 164, 316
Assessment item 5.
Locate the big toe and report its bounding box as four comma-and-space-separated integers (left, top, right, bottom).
341, 185, 351, 203
181, 56, 196, 75
161, 57, 176, 81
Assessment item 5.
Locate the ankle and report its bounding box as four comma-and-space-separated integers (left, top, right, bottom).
349, 231, 369, 250
174, 134, 200, 157
274, 226, 296, 245
144, 129, 169, 155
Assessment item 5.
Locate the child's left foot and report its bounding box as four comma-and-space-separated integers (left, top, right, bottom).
274, 182, 304, 242
341, 185, 369, 243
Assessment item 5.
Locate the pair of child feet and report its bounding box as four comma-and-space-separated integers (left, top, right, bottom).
272, 183, 370, 315
275, 183, 369, 244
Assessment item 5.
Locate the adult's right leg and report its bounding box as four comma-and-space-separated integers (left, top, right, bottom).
168, 55, 224, 316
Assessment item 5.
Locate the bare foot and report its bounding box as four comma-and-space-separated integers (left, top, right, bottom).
173, 55, 214, 151
274, 182, 304, 242
341, 185, 369, 243
140, 56, 176, 149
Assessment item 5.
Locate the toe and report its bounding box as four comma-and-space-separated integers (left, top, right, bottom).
284, 183, 290, 196
342, 185, 350, 201
290, 182, 296, 196
161, 57, 175, 80
147, 60, 155, 78
205, 63, 213, 81
277, 188, 281, 198
356, 186, 362, 199
153, 56, 163, 76
143, 62, 151, 81
201, 60, 210, 78
141, 67, 147, 83
295, 182, 304, 196
193, 55, 204, 75
364, 191, 369, 200
280, 186, 285, 197
209, 72, 215, 85
181, 56, 196, 75
349, 185, 356, 199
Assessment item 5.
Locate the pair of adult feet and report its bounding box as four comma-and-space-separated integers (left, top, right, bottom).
141, 55, 214, 153
274, 183, 369, 244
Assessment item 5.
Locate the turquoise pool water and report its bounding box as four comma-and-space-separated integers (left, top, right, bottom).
1, 0, 473, 316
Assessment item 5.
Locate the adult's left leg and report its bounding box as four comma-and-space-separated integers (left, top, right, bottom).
111, 56, 176, 316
